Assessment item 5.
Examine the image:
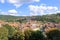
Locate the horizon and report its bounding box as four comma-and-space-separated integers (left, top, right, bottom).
0, 13, 59, 17
0, 0, 60, 16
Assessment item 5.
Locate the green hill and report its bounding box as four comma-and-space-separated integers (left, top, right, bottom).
33, 13, 60, 23
0, 15, 21, 22
0, 13, 60, 23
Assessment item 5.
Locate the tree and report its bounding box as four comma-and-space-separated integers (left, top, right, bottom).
3, 24, 15, 40
0, 27, 8, 40
24, 28, 46, 40
24, 29, 33, 40
11, 31, 24, 40
46, 29, 60, 40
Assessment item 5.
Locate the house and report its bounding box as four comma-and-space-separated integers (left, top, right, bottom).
0, 23, 2, 27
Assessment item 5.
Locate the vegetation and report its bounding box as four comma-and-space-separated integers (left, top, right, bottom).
3, 24, 16, 39
11, 31, 24, 40
0, 13, 60, 40
0, 15, 23, 22
0, 13, 60, 23
46, 29, 60, 40
0, 27, 8, 40
0, 24, 59, 40
34, 13, 60, 23
24, 28, 47, 40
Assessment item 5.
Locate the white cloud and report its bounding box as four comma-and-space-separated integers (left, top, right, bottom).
56, 11, 60, 13
0, 0, 5, 3
33, 0, 40, 2
0, 9, 21, 16
7, 0, 40, 8
0, 9, 19, 16
29, 4, 58, 16
47, 6, 58, 11
0, 12, 8, 15
0, 0, 40, 8
30, 12, 38, 16
8, 9, 18, 16
22, 15, 27, 16
8, 9, 18, 13
53, 11, 60, 14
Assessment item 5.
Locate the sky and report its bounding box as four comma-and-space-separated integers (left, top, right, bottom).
0, 0, 60, 16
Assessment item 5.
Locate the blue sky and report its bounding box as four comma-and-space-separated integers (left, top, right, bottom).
0, 0, 60, 16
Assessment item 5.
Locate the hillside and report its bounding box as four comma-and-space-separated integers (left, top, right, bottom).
0, 15, 23, 22
34, 13, 60, 23
0, 13, 60, 23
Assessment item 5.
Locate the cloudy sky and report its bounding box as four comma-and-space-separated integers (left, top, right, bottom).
0, 0, 60, 16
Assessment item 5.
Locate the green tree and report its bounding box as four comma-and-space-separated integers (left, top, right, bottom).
3, 24, 15, 40
11, 31, 24, 40
24, 29, 46, 40
0, 27, 8, 40
24, 29, 33, 40
46, 29, 60, 40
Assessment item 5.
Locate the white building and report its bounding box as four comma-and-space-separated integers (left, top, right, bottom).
31, 23, 37, 29
0, 23, 2, 27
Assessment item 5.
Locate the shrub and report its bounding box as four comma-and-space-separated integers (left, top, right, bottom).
11, 31, 24, 40
0, 27, 8, 40
46, 28, 60, 40
24, 28, 46, 40
3, 24, 15, 40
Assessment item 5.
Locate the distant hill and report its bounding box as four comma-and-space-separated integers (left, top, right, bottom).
0, 13, 60, 23
0, 15, 22, 22
33, 13, 60, 23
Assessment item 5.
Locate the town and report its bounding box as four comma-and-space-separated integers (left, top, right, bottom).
0, 19, 60, 32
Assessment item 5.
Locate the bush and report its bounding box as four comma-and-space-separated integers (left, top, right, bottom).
0, 27, 8, 40
3, 24, 15, 40
24, 28, 46, 40
46, 29, 60, 40
11, 31, 24, 40
24, 29, 33, 40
